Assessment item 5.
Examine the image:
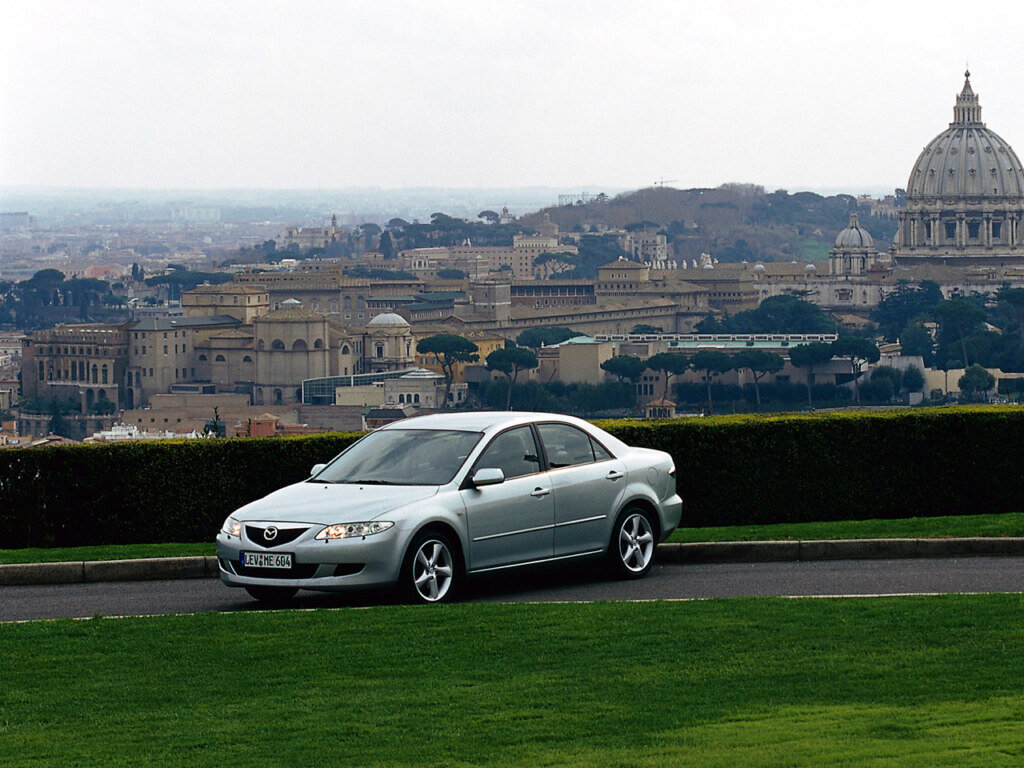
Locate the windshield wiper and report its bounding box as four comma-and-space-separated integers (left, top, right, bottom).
346, 479, 392, 485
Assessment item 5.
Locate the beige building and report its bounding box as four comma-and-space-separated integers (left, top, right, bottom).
181, 284, 270, 323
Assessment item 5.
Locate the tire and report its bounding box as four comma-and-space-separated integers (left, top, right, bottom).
607, 507, 657, 579
402, 530, 459, 603
244, 585, 298, 604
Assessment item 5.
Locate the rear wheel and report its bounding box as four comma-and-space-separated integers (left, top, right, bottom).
403, 531, 459, 603
244, 585, 298, 604
607, 507, 656, 579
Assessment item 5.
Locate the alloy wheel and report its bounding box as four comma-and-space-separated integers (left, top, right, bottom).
618, 512, 655, 573
412, 539, 454, 602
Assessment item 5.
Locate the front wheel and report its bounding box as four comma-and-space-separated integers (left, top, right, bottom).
403, 531, 459, 603
244, 585, 298, 604
607, 508, 657, 579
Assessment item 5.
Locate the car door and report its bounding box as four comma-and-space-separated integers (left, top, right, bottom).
460, 426, 554, 570
537, 422, 626, 557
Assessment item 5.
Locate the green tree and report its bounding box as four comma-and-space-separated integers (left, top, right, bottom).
690, 350, 733, 414
933, 297, 987, 368
89, 398, 117, 415
630, 324, 663, 334
997, 287, 1024, 345
709, 294, 834, 334
600, 355, 647, 384
902, 364, 925, 393
958, 364, 995, 402
830, 337, 880, 404
436, 269, 468, 280
478, 210, 500, 224
516, 327, 578, 348
872, 281, 942, 340
379, 230, 395, 259
869, 366, 902, 402
899, 322, 935, 365
645, 352, 690, 399
416, 335, 479, 407
486, 347, 539, 410
788, 341, 834, 407
732, 349, 784, 407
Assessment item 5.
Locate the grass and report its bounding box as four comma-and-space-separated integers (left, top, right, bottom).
2, 595, 1024, 766
667, 512, 1024, 543
0, 542, 215, 565
3, 513, 1024, 564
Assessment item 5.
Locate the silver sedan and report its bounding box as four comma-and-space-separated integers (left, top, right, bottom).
216, 412, 682, 603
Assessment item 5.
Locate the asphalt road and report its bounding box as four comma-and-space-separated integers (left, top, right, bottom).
3, 555, 1024, 622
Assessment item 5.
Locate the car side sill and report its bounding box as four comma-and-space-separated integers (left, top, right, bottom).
469, 549, 604, 574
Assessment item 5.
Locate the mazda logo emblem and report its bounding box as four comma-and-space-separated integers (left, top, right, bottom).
263, 526, 278, 541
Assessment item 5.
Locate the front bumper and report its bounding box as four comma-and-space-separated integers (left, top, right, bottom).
216, 525, 406, 593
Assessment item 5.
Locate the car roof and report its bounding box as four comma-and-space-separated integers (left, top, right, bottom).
379, 411, 593, 435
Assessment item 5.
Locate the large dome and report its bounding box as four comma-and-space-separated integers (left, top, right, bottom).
893, 72, 1024, 264
907, 71, 1024, 198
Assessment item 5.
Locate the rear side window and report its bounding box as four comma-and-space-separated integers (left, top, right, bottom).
538, 423, 608, 468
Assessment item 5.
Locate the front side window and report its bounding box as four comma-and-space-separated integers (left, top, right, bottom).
538, 423, 610, 468
314, 429, 483, 486
475, 426, 540, 480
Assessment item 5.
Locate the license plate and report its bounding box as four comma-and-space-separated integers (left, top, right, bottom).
241, 552, 293, 569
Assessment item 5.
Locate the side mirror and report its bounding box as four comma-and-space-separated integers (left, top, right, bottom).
311, 463, 327, 478
471, 467, 505, 487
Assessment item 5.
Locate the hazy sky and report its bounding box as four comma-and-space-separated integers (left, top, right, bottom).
3, 0, 1023, 193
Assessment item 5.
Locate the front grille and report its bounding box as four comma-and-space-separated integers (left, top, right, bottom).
234, 562, 319, 579
245, 525, 307, 548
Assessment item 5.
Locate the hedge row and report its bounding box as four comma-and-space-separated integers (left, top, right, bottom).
1, 407, 1023, 549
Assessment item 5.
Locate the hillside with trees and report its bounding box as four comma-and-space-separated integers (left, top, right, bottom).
518, 185, 898, 264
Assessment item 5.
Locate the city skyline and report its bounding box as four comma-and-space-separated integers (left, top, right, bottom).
2, 0, 1022, 192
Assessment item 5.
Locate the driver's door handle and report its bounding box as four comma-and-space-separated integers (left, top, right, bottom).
530, 487, 551, 497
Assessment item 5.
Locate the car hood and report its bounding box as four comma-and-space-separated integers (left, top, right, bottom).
233, 482, 440, 524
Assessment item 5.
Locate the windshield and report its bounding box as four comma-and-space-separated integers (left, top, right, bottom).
312, 429, 483, 486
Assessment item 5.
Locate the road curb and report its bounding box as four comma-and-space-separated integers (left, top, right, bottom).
0, 556, 220, 587
656, 537, 1024, 564
3, 541, 1024, 586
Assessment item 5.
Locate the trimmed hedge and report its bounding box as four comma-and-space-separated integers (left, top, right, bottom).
0, 433, 361, 549
1, 407, 1023, 549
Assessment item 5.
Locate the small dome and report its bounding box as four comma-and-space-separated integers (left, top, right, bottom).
834, 213, 874, 248
805, 263, 817, 272
281, 298, 302, 307
367, 312, 410, 328
752, 263, 766, 272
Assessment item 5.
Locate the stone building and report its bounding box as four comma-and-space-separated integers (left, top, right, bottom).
253, 299, 332, 405
894, 71, 1024, 265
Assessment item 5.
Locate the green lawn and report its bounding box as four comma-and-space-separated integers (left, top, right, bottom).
3, 513, 1024, 565
667, 512, 1024, 543
0, 542, 215, 565
2, 596, 1024, 766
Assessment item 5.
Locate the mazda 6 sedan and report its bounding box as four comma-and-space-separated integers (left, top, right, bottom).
216, 412, 682, 604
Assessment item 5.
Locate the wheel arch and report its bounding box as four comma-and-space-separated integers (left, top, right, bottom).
408, 520, 467, 574
616, 495, 662, 542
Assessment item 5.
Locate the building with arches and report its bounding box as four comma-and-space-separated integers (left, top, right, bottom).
253, 299, 331, 405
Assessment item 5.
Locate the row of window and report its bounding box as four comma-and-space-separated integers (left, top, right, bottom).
41, 361, 108, 384
476, 423, 613, 481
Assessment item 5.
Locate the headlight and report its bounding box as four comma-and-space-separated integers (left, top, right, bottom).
315, 521, 394, 540
221, 516, 241, 537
